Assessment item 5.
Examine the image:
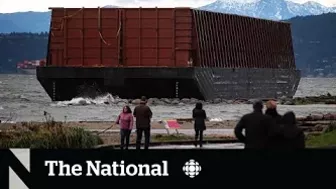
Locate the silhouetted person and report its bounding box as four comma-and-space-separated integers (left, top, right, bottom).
281, 111, 305, 149
265, 100, 284, 148
192, 102, 207, 147
133, 96, 153, 150
116, 105, 134, 150
234, 100, 275, 149
265, 100, 282, 124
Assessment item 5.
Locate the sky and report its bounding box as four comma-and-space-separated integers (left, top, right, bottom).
0, 0, 336, 13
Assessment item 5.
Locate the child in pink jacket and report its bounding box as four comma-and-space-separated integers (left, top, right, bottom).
116, 105, 134, 149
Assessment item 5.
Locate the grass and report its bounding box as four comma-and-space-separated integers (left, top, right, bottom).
293, 98, 315, 105
306, 130, 336, 148
0, 121, 103, 148
305, 122, 336, 148
293, 95, 336, 105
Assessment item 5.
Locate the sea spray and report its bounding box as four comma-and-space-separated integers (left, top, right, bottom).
54, 94, 117, 106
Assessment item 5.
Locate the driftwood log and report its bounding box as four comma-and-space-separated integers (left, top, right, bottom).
177, 113, 336, 135
292, 95, 336, 105
296, 113, 336, 134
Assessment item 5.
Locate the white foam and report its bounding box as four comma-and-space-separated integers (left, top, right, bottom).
54, 94, 116, 106
210, 118, 223, 122
0, 121, 16, 124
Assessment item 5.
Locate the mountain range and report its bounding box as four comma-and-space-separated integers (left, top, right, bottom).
1, 0, 336, 33
0, 11, 51, 33
200, 0, 336, 20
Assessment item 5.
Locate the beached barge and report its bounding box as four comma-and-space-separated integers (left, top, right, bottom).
37, 7, 301, 101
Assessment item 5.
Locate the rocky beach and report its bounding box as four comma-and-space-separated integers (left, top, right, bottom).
1, 75, 336, 148
1, 112, 335, 148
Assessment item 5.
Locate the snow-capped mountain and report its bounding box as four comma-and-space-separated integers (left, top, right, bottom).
199, 0, 336, 20
103, 5, 119, 8
1, 0, 335, 33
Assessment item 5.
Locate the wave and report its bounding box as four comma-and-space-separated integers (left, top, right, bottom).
51, 93, 198, 107
209, 118, 224, 121
52, 94, 118, 106
1, 121, 16, 124
0, 93, 31, 102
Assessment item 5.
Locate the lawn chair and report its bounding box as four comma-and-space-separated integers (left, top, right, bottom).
163, 120, 181, 135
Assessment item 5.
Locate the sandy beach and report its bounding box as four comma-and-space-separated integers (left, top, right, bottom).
67, 120, 237, 130
0, 120, 237, 131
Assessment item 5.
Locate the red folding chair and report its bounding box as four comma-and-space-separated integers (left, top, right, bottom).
164, 120, 181, 134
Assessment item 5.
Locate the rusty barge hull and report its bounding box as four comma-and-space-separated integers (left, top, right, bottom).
37, 7, 301, 101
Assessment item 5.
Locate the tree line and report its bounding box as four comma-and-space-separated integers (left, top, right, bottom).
0, 32, 48, 73
289, 13, 336, 76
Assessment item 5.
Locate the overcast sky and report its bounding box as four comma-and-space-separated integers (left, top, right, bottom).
0, 0, 336, 13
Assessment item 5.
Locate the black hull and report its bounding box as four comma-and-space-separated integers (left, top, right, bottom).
36, 67, 301, 101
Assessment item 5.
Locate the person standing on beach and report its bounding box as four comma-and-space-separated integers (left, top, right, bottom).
133, 96, 153, 150
265, 100, 284, 148
192, 102, 207, 147
234, 100, 274, 149
265, 100, 282, 124
281, 111, 305, 149
116, 105, 134, 150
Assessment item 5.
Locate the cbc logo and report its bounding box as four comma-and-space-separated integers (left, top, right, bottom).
182, 159, 201, 178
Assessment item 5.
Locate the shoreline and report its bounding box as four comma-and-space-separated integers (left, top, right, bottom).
1, 111, 335, 131
2, 103, 336, 124
0, 114, 335, 147
51, 94, 336, 106
0, 120, 238, 130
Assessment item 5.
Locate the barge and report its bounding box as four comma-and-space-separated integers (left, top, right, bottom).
37, 7, 301, 101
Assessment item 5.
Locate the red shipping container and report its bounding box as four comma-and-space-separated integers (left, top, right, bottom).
49, 7, 193, 68
47, 7, 296, 69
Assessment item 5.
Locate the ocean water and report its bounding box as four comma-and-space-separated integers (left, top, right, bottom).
0, 74, 335, 122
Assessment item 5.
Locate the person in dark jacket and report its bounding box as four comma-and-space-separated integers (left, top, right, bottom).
192, 102, 207, 147
281, 111, 305, 149
265, 100, 282, 124
133, 96, 153, 150
234, 100, 275, 149
265, 100, 284, 148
